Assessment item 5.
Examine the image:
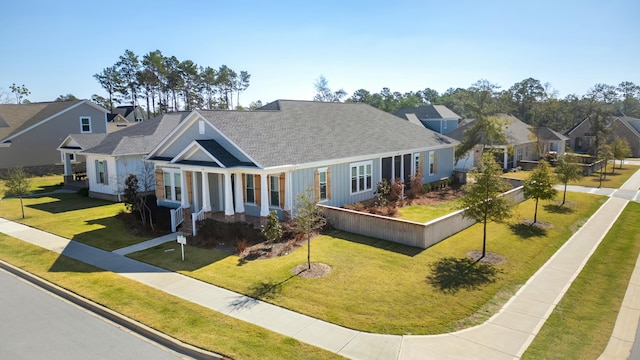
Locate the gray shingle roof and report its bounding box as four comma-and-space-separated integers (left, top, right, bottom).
446, 114, 535, 146
81, 112, 189, 156
60, 133, 108, 150
536, 127, 569, 141
0, 100, 84, 141
394, 105, 461, 121
197, 100, 457, 168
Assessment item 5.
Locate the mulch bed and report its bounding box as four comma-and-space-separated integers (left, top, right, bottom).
291, 263, 332, 278
467, 251, 507, 265
520, 219, 554, 229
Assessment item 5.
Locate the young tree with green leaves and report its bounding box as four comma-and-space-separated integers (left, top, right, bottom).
4, 166, 31, 218
262, 210, 283, 244
522, 160, 557, 224
612, 137, 631, 171
597, 142, 614, 187
555, 154, 583, 206
294, 188, 326, 270
459, 152, 512, 259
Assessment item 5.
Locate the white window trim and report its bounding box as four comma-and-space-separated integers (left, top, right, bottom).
428, 151, 435, 176
96, 159, 108, 185
61, 152, 76, 163
163, 169, 182, 203
198, 120, 205, 134
350, 160, 373, 195
413, 153, 421, 176
269, 175, 280, 208
80, 116, 92, 133
318, 167, 328, 202
245, 174, 255, 204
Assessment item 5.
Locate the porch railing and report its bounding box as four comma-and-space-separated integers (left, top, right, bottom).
170, 207, 184, 232
192, 209, 206, 236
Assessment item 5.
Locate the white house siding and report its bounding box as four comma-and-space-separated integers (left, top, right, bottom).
85, 155, 118, 200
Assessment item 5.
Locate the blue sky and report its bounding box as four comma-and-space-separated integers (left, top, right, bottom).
0, 0, 638, 106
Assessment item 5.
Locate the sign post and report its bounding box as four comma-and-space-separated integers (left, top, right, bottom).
177, 234, 186, 261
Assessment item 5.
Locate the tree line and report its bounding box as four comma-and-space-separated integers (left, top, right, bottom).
93, 49, 251, 115
333, 78, 640, 132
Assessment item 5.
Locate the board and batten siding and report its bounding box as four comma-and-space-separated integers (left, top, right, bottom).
421, 147, 455, 184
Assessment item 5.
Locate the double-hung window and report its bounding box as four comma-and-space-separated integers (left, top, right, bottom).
80, 116, 91, 133
95, 160, 108, 185
319, 169, 328, 201
245, 175, 255, 203
270, 176, 280, 207
429, 151, 437, 175
163, 170, 182, 202
350, 161, 372, 194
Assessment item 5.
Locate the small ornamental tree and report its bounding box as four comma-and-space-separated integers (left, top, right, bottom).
4, 166, 31, 218
124, 173, 155, 231
597, 142, 613, 187
522, 160, 557, 224
459, 152, 512, 259
612, 137, 632, 172
295, 188, 326, 270
555, 154, 583, 206
262, 210, 283, 244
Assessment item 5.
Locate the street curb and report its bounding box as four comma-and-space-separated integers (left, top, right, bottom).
0, 260, 230, 360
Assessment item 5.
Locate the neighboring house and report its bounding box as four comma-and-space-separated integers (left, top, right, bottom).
110, 105, 146, 123
107, 113, 139, 133
448, 114, 565, 171
612, 116, 640, 157
394, 105, 461, 135
0, 100, 108, 173
564, 115, 640, 157
145, 100, 458, 233
58, 112, 189, 200
564, 117, 595, 154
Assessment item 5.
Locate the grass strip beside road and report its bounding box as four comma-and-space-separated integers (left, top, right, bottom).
522, 201, 640, 359
0, 234, 343, 360
504, 164, 639, 189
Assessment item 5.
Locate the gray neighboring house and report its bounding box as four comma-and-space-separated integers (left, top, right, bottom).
109, 105, 146, 122
146, 100, 458, 234
448, 114, 566, 171
58, 112, 188, 200
394, 105, 461, 135
0, 100, 108, 173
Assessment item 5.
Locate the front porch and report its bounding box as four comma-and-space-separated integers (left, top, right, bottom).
160, 168, 293, 236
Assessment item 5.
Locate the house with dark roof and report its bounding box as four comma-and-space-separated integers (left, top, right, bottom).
0, 100, 108, 173
394, 105, 461, 135
58, 112, 188, 200
565, 116, 640, 157
109, 105, 146, 123
447, 114, 566, 171
146, 100, 457, 234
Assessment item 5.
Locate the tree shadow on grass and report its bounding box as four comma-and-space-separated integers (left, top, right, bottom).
509, 223, 547, 239
229, 274, 298, 310
426, 257, 501, 294
544, 203, 575, 214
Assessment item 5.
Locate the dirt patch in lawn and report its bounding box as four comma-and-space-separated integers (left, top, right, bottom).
291, 263, 332, 278
467, 251, 507, 265
520, 219, 554, 230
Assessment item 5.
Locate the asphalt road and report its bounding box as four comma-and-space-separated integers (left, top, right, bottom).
0, 268, 187, 360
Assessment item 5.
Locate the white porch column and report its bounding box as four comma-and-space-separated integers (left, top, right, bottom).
202, 171, 211, 212
180, 170, 189, 208
503, 148, 509, 170
224, 172, 234, 216
234, 173, 245, 213
260, 173, 269, 216
284, 171, 293, 211
62, 152, 72, 177
192, 171, 200, 211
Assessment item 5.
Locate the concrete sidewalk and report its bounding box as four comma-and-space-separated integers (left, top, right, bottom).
0, 169, 639, 359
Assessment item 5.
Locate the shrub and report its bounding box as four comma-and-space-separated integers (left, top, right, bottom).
193, 219, 262, 249
389, 178, 403, 201
262, 210, 283, 244
406, 173, 425, 199
235, 238, 250, 253
374, 179, 391, 206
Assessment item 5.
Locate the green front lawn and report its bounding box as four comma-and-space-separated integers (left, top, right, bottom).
503, 164, 639, 188
0, 234, 343, 360
0, 193, 151, 251
396, 200, 460, 223
523, 201, 640, 359
0, 174, 64, 197
130, 192, 606, 335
